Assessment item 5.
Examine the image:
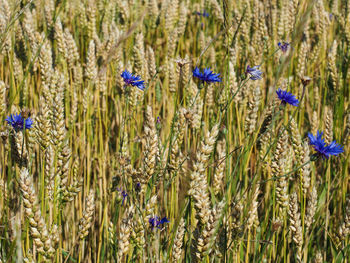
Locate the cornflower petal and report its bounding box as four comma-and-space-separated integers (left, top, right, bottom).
246, 65, 263, 80
149, 216, 170, 230
308, 130, 344, 159
121, 70, 145, 90
278, 41, 290, 53
276, 88, 299, 106
192, 67, 222, 84
5, 113, 33, 131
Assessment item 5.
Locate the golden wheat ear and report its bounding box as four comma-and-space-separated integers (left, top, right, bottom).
19, 168, 56, 259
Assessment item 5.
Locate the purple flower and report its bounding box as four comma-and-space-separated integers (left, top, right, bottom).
6, 113, 33, 131
121, 70, 145, 91
159, 217, 170, 224
195, 10, 209, 17
149, 217, 157, 229
121, 191, 127, 205
276, 88, 299, 106
308, 131, 344, 159
278, 42, 290, 53
193, 67, 222, 84
246, 65, 263, 80
149, 216, 170, 229
116, 188, 128, 205
329, 13, 333, 21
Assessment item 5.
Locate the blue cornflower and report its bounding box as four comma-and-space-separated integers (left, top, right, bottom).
121, 191, 127, 205
149, 217, 157, 229
276, 88, 299, 106
193, 67, 222, 84
159, 217, 170, 224
246, 65, 263, 80
116, 187, 128, 205
149, 216, 170, 230
329, 13, 334, 21
5, 113, 33, 131
308, 131, 344, 159
156, 116, 162, 129
121, 70, 145, 91
195, 10, 209, 17
278, 42, 290, 53
148, 217, 162, 230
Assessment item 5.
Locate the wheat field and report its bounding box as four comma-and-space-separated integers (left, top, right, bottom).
0, 0, 349, 262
